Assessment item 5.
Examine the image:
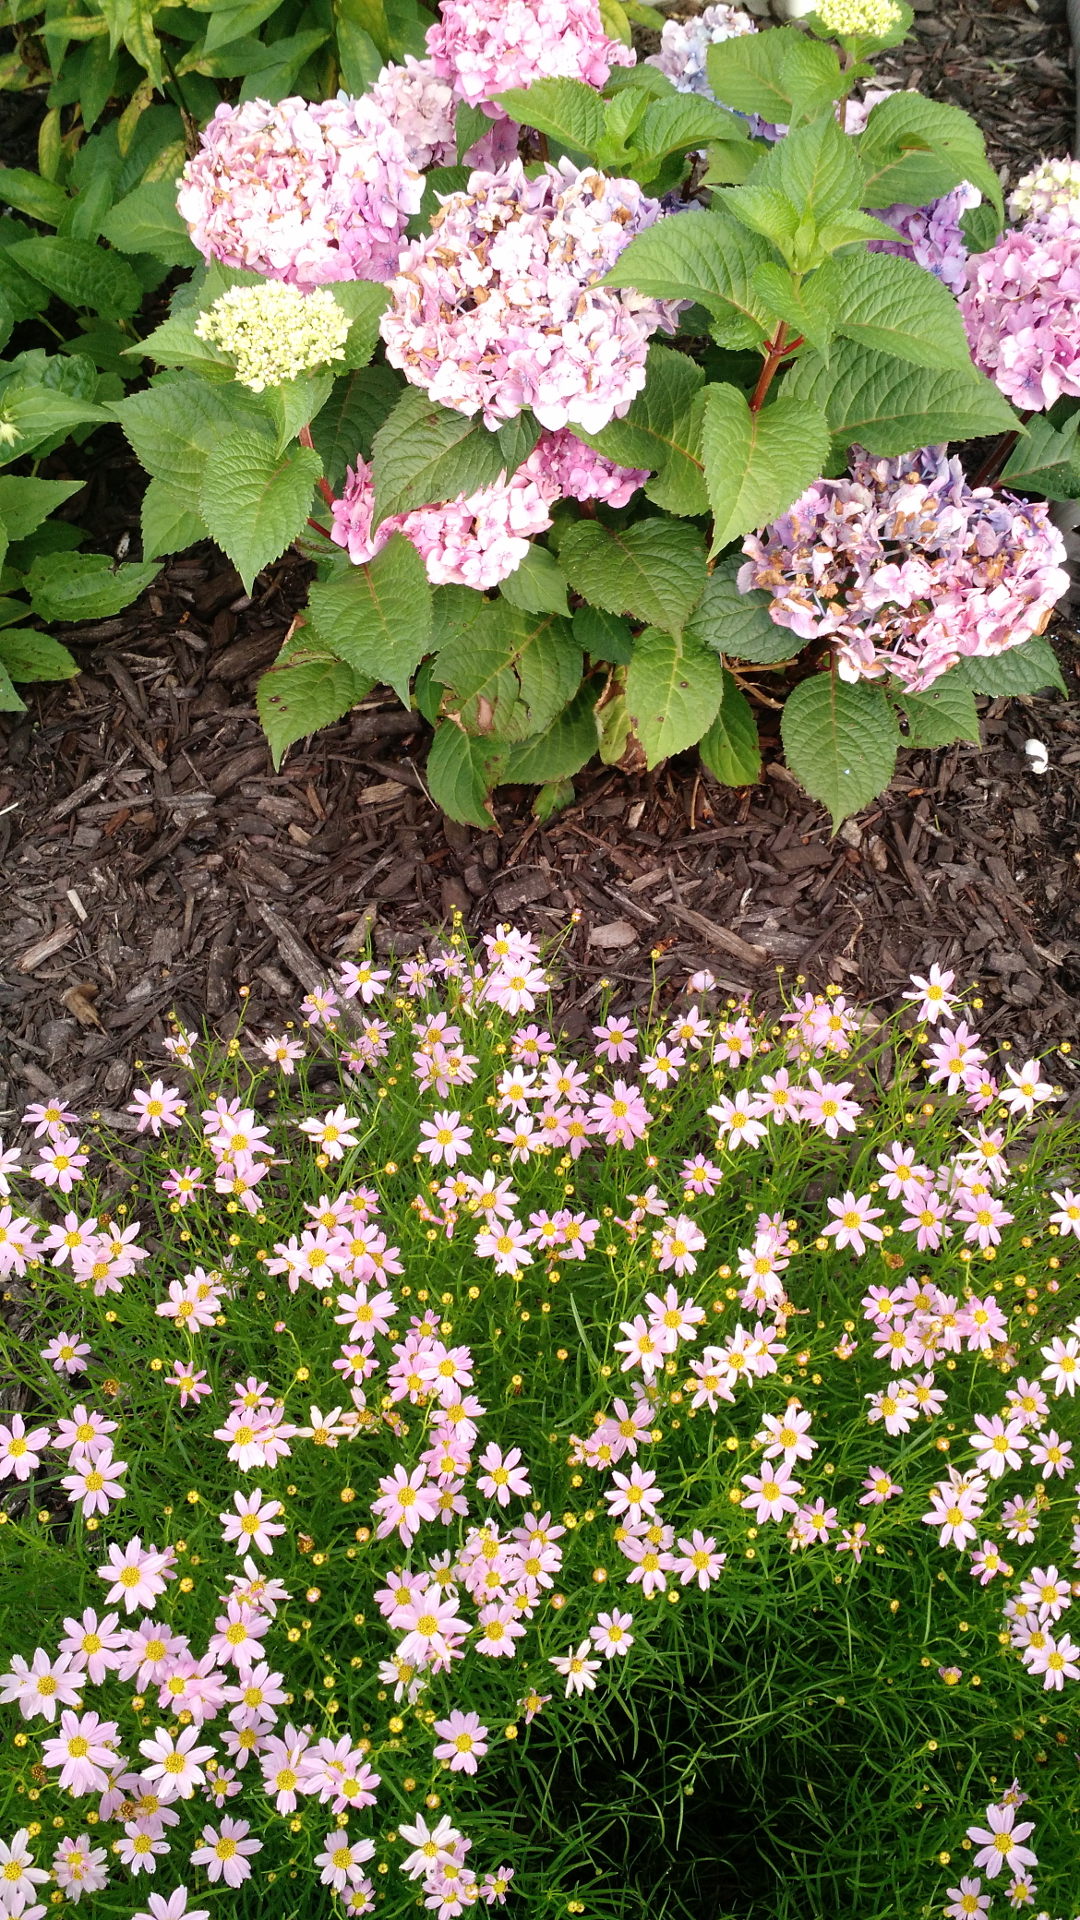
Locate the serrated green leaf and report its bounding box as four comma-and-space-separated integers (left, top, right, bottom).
500, 545, 569, 616
752, 259, 838, 353
502, 683, 601, 784
492, 77, 605, 159
257, 655, 370, 768
99, 179, 200, 268
0, 627, 79, 682
0, 658, 27, 712
702, 383, 831, 557
685, 553, 793, 664
629, 93, 750, 176
576, 344, 706, 518
762, 112, 866, 224
135, 310, 236, 379
953, 638, 1066, 698
573, 603, 633, 666
141, 476, 207, 563
781, 673, 899, 828
200, 434, 323, 594
111, 374, 272, 510
625, 626, 725, 767
426, 721, 501, 829
331, 280, 391, 373
559, 518, 707, 637
533, 776, 576, 821
699, 670, 761, 785
857, 92, 1002, 220
1000, 414, 1080, 502
600, 209, 775, 351
455, 100, 493, 163
706, 25, 841, 127
496, 413, 542, 473
310, 366, 404, 496
203, 0, 281, 52
25, 551, 159, 623
336, 17, 384, 93
434, 601, 581, 743
307, 532, 433, 704
0, 477, 80, 540
371, 387, 508, 528
7, 237, 142, 317
960, 201, 1002, 256
264, 375, 336, 457
830, 249, 973, 372
0, 382, 107, 466
896, 671, 981, 749
234, 29, 328, 99
780, 339, 1018, 457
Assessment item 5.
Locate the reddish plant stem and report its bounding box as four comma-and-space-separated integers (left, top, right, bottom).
307, 518, 332, 538
749, 324, 805, 413
537, 131, 549, 164
299, 421, 336, 508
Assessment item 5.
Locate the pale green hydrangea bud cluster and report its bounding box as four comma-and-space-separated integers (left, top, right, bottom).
816, 0, 902, 36
194, 281, 350, 392
1009, 157, 1080, 227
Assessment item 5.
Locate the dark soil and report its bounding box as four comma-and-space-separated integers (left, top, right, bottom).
1, 0, 1079, 1124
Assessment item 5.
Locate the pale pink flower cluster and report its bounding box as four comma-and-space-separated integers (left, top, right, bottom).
380, 158, 683, 431
425, 0, 633, 115
960, 217, 1080, 409
330, 429, 645, 586
1008, 156, 1080, 229
177, 93, 424, 289
644, 4, 756, 95
367, 55, 519, 170
739, 444, 1069, 693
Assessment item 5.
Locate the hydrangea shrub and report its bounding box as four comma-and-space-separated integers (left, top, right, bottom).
1, 927, 1079, 1919
19, 0, 1060, 821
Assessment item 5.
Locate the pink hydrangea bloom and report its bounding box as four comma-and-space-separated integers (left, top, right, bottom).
739, 445, 1068, 693
534, 427, 647, 506
960, 219, 1080, 410
177, 93, 424, 288
330, 448, 556, 588
380, 158, 682, 431
426, 0, 633, 116
871, 184, 981, 299
367, 56, 519, 170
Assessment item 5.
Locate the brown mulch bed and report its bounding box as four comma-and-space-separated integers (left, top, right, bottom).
1, 0, 1079, 1122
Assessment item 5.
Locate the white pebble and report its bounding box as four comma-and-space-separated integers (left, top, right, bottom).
1024, 738, 1050, 774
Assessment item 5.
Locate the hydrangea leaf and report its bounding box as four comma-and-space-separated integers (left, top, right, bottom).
0, 381, 108, 466
0, 628, 79, 682
599, 210, 776, 351
265, 374, 336, 456
857, 92, 1002, 220
332, 280, 392, 372
434, 601, 581, 742
7, 236, 143, 317
781, 673, 899, 829
200, 432, 323, 594
705, 24, 841, 127
752, 260, 839, 354
0, 657, 26, 712
257, 655, 371, 769
573, 603, 634, 666
895, 671, 981, 749
685, 554, 794, 665
371, 387, 509, 528
502, 683, 601, 783
701, 383, 831, 557
830, 249, 974, 372
628, 93, 751, 176
0, 477, 81, 541
624, 626, 726, 767
99, 179, 201, 267
426, 720, 503, 828
24, 551, 159, 623
308, 532, 433, 705
311, 365, 404, 496
953, 638, 1067, 698
559, 518, 708, 636
111, 373, 272, 509
1000, 414, 1080, 503
0, 167, 69, 227
493, 78, 606, 160
781, 340, 1019, 456
699, 670, 761, 785
496, 412, 543, 473
499, 544, 569, 617
575, 345, 708, 518
140, 475, 207, 562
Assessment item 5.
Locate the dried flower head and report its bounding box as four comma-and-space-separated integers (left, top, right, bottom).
739, 446, 1068, 693
177, 92, 424, 289
380, 158, 682, 432
194, 282, 350, 392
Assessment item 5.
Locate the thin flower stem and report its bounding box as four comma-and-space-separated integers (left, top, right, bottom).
299, 421, 337, 509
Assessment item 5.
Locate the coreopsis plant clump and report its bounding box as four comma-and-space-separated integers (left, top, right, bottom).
2, 925, 1080, 1919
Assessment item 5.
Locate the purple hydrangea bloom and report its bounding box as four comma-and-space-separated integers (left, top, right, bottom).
870, 183, 981, 299
738, 446, 1068, 693
645, 5, 757, 96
